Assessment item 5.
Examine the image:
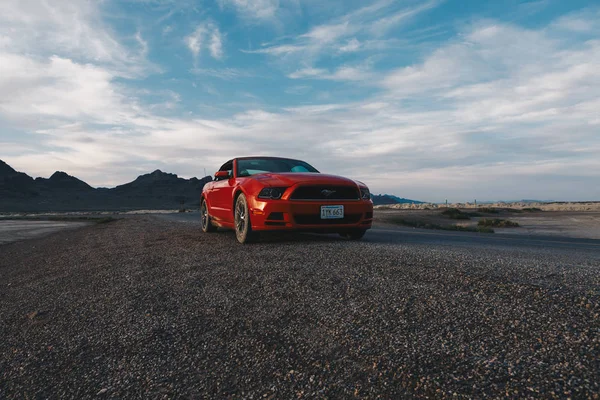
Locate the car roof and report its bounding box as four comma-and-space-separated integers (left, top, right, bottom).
235, 156, 304, 161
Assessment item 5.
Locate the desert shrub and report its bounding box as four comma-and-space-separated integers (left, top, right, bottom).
478, 207, 499, 214
94, 217, 116, 224
523, 207, 542, 212
478, 218, 520, 228
441, 208, 470, 220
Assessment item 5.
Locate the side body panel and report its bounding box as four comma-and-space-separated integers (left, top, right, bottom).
210, 177, 237, 223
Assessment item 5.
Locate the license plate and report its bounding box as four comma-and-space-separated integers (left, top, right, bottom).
321, 205, 344, 219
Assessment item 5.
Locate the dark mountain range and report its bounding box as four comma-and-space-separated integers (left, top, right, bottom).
372, 194, 424, 206
0, 160, 17, 177
0, 160, 212, 212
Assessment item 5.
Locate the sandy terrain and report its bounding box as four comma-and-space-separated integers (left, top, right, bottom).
380, 201, 600, 212
374, 209, 600, 240
375, 201, 600, 212
494, 211, 600, 239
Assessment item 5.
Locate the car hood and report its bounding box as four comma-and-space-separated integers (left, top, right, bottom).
252, 173, 360, 187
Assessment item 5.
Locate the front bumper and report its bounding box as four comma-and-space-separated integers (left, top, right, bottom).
248, 197, 373, 232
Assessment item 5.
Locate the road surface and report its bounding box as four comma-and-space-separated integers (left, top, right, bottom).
159, 212, 600, 255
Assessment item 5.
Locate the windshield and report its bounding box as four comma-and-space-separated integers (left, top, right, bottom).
237, 158, 319, 177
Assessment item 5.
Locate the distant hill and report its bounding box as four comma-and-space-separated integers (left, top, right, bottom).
372, 194, 424, 206
477, 199, 555, 204
36, 171, 94, 192
0, 160, 212, 212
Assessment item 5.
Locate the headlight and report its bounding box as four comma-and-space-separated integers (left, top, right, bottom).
360, 187, 371, 200
258, 187, 286, 200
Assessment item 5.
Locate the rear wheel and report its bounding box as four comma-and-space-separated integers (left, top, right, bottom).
340, 229, 367, 240
200, 199, 216, 233
234, 193, 257, 244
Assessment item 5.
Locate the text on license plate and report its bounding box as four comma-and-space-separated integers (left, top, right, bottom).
321, 205, 344, 219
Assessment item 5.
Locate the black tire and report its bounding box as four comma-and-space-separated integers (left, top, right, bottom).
234, 193, 257, 244
200, 199, 216, 233
340, 229, 367, 240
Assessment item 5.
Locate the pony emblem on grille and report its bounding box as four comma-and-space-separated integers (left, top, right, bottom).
321, 189, 336, 197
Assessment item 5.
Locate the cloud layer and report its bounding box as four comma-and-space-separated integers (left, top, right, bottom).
0, 1, 599, 201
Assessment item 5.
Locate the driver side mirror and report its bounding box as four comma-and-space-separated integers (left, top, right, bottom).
214, 171, 230, 180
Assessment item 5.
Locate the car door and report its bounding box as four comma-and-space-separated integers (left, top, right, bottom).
209, 160, 236, 223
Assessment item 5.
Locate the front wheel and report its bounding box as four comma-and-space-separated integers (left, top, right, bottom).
340, 229, 367, 240
234, 194, 257, 244
200, 199, 216, 233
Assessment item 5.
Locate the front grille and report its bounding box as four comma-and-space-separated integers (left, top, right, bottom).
290, 186, 359, 201
365, 212, 373, 219
294, 214, 362, 225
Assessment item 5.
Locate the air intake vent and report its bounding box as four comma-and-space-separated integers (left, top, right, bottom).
267, 212, 284, 221
294, 214, 361, 225
290, 186, 359, 201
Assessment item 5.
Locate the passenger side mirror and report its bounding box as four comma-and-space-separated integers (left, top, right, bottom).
214, 171, 230, 180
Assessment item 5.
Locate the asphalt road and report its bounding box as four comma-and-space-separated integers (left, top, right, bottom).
1, 215, 599, 398
161, 212, 600, 255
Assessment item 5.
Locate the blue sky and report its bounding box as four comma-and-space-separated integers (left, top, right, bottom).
0, 0, 598, 201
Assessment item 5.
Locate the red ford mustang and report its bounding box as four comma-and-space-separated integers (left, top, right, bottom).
200, 156, 373, 243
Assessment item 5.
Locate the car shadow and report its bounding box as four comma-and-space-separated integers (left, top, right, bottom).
215, 229, 346, 244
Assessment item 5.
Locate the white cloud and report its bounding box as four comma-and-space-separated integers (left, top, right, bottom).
338, 38, 361, 53
242, 44, 304, 55
302, 21, 354, 44
209, 27, 224, 59
0, 54, 134, 124
219, 0, 280, 21
253, 0, 440, 66
288, 67, 328, 79
135, 32, 149, 57
0, 0, 151, 77
185, 22, 225, 63
328, 65, 372, 81
186, 25, 206, 60
369, 0, 440, 36
288, 65, 373, 81
551, 9, 600, 33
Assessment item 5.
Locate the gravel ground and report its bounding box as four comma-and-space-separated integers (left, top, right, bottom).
1, 217, 599, 399
0, 220, 91, 245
